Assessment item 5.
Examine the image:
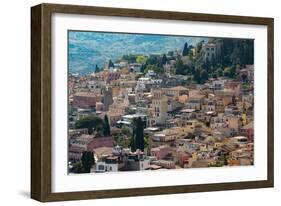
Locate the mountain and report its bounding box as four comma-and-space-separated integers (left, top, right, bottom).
68, 31, 207, 75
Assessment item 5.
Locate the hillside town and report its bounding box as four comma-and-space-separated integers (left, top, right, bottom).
68, 38, 254, 173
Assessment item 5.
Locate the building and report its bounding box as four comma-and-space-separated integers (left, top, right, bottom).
102, 70, 121, 83
186, 95, 205, 110
152, 125, 195, 142
202, 42, 217, 61
95, 102, 104, 111
151, 160, 176, 169
95, 156, 119, 172
151, 89, 168, 125
87, 81, 102, 94
72, 92, 101, 109
224, 81, 241, 96
102, 87, 113, 111
163, 63, 175, 74
240, 121, 254, 141
165, 86, 189, 97
129, 63, 142, 73
68, 145, 85, 162
151, 145, 170, 159
123, 151, 150, 171
123, 114, 147, 123
177, 151, 191, 167
71, 134, 115, 152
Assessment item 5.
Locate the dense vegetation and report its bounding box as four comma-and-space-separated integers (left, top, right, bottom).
116, 38, 253, 84
75, 115, 104, 135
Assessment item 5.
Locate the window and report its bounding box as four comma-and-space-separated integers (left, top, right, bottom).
98, 165, 104, 170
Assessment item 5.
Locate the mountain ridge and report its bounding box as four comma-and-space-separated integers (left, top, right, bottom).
68, 31, 207, 75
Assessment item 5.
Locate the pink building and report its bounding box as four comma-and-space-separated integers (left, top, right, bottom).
241, 121, 254, 142
87, 136, 115, 150
72, 135, 115, 152
224, 81, 241, 95
69, 145, 85, 162
151, 145, 170, 160
177, 151, 190, 167
107, 72, 121, 82
72, 92, 101, 108
101, 71, 121, 83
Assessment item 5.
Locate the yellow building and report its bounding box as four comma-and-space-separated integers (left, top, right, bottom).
165, 86, 189, 97
151, 96, 168, 125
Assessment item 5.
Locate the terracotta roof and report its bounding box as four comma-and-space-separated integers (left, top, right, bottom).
168, 86, 189, 91
74, 92, 99, 97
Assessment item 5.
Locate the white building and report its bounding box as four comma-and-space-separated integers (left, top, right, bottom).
95, 156, 119, 173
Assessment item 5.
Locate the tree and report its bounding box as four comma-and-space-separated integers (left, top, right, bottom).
130, 134, 136, 152
215, 38, 254, 67
200, 70, 209, 84
135, 117, 144, 151
223, 67, 231, 77
196, 41, 204, 55
103, 114, 111, 136
175, 58, 185, 75
75, 115, 104, 134
223, 66, 236, 78
204, 57, 210, 72
193, 68, 201, 84
144, 136, 149, 149
182, 42, 189, 56
144, 64, 163, 74
71, 162, 84, 174
130, 118, 137, 152
216, 68, 223, 77
121, 127, 132, 137
229, 65, 237, 78
136, 55, 148, 64
95, 65, 100, 73
108, 59, 115, 68
162, 54, 168, 65
212, 72, 217, 79
81, 151, 95, 173
121, 54, 137, 63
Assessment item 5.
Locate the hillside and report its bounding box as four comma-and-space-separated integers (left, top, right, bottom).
68, 31, 207, 74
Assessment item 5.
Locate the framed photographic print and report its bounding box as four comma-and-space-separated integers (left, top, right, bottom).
31, 3, 274, 202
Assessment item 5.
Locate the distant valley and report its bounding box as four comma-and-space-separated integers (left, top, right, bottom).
68, 31, 207, 75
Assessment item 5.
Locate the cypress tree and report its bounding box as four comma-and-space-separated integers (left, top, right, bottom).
182, 42, 189, 56
103, 114, 111, 136
130, 118, 137, 152
175, 58, 185, 75
95, 65, 100, 73
162, 54, 168, 65
193, 68, 201, 84
130, 136, 136, 152
135, 117, 144, 151
108, 59, 115, 68
81, 151, 94, 173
